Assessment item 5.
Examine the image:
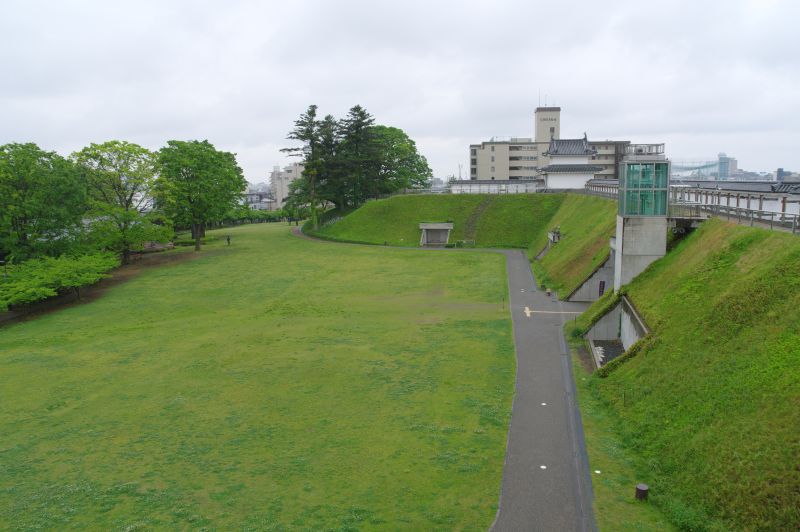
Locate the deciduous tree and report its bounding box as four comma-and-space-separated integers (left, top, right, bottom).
156, 140, 247, 251
0, 143, 87, 260
73, 140, 170, 263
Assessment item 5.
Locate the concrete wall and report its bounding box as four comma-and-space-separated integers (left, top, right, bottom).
613, 215, 668, 290
547, 172, 595, 189
569, 254, 613, 302
586, 296, 648, 351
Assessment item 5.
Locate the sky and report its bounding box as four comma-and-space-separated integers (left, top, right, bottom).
2, 0, 798, 183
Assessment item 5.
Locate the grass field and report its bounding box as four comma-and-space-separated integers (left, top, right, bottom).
311, 194, 564, 248
312, 193, 618, 300
0, 223, 515, 529
571, 219, 800, 531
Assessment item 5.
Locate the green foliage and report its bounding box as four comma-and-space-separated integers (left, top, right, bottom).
0, 223, 513, 529
0, 252, 119, 310
583, 219, 800, 530
0, 143, 88, 260
156, 140, 247, 250
282, 105, 432, 218
72, 141, 170, 262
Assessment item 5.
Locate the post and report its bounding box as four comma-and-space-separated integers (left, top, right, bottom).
635, 484, 649, 501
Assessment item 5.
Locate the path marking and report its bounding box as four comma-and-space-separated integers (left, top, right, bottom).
523, 306, 582, 317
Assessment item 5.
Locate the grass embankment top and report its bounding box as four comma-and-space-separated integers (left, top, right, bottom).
574, 218, 800, 531
312, 194, 562, 248
313, 193, 617, 296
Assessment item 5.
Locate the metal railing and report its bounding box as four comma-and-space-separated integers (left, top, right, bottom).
699, 204, 799, 234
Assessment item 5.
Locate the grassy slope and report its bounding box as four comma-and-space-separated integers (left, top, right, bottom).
576, 219, 800, 530
529, 194, 617, 297
571, 348, 676, 532
0, 223, 515, 530
312, 194, 564, 248
314, 192, 618, 298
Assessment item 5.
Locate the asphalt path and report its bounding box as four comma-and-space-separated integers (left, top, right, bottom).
291, 229, 595, 530
490, 250, 595, 532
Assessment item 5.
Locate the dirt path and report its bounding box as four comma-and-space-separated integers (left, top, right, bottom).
463, 196, 495, 242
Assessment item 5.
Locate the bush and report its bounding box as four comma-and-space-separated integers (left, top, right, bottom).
0, 253, 120, 310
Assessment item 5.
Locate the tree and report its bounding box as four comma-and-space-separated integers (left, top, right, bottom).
72, 141, 170, 264
371, 125, 432, 195
0, 143, 87, 260
156, 140, 247, 251
281, 105, 322, 229
280, 105, 433, 215
338, 105, 377, 208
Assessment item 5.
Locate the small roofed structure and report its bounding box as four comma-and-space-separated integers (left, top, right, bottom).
541, 133, 603, 189
419, 222, 453, 247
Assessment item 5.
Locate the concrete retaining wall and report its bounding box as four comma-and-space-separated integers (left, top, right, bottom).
586, 296, 649, 351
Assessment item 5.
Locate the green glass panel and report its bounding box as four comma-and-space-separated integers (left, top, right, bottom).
654, 190, 668, 215
641, 164, 654, 188
643, 192, 652, 214
626, 164, 641, 189
625, 190, 640, 215
655, 163, 669, 188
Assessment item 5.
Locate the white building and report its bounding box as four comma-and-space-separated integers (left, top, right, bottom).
540, 135, 604, 189
269, 162, 305, 208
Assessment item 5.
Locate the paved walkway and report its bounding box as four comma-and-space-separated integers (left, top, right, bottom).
491, 250, 594, 531
292, 229, 595, 530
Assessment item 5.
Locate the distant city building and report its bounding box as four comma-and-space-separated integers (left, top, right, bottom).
244, 183, 277, 211
269, 162, 305, 208
468, 107, 631, 189
718, 153, 738, 179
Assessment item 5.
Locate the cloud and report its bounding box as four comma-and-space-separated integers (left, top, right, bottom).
1, 0, 799, 181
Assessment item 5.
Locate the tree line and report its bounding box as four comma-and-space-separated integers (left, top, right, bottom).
0, 139, 246, 310
1, 107, 432, 310
282, 104, 432, 229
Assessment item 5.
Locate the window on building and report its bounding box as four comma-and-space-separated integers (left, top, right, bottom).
491, 156, 494, 162
491, 146, 495, 152
491, 166, 495, 172
471, 149, 476, 156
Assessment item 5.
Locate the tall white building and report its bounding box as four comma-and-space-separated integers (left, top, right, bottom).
269, 162, 305, 207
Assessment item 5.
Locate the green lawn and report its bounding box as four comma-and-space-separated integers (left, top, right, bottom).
571, 219, 800, 530
0, 223, 515, 530
311, 194, 564, 248
312, 193, 617, 300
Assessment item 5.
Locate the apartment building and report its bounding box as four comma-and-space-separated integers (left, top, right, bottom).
469, 107, 629, 184
269, 162, 305, 207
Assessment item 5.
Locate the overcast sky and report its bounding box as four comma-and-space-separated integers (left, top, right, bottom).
2, 0, 798, 183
